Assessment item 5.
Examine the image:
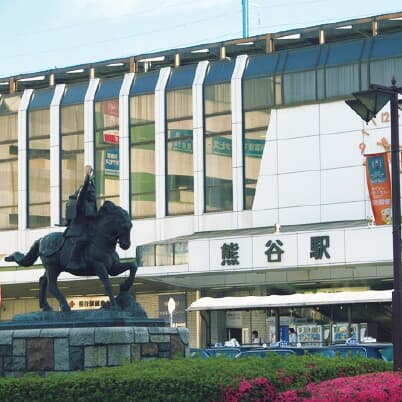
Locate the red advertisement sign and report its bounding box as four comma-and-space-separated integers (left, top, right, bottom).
365, 153, 392, 225
103, 131, 119, 144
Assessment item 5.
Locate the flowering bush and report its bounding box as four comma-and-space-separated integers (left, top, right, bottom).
297, 371, 402, 401
222, 377, 276, 401
222, 372, 402, 401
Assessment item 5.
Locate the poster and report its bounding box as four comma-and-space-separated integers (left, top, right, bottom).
365, 153, 392, 225
104, 148, 119, 176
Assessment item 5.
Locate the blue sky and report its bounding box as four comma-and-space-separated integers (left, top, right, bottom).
0, 0, 400, 78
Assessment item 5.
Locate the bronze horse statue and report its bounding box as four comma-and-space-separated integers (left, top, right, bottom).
5, 201, 137, 312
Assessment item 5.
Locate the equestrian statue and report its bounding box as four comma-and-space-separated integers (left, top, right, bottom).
5, 166, 137, 312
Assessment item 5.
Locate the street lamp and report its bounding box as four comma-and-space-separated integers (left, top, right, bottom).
345, 78, 402, 371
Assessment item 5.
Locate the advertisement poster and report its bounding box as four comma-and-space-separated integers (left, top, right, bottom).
365, 153, 392, 225
104, 148, 119, 176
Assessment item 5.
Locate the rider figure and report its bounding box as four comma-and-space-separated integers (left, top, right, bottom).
64, 165, 97, 270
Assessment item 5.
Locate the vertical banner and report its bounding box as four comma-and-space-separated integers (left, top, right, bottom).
365, 153, 392, 225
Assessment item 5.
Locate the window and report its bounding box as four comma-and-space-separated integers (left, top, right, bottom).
370, 57, 402, 87
130, 94, 156, 218
129, 71, 159, 219
166, 88, 194, 215
27, 89, 54, 228
0, 95, 20, 229
326, 64, 360, 98
243, 77, 270, 209
136, 241, 188, 266
204, 78, 233, 212
60, 83, 87, 223
204, 84, 233, 212
155, 243, 174, 266
94, 78, 123, 206
165, 65, 196, 216
283, 70, 316, 104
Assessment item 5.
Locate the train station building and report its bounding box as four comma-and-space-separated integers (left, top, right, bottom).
0, 12, 401, 347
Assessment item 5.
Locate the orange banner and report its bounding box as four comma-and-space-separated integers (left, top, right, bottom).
365, 153, 392, 225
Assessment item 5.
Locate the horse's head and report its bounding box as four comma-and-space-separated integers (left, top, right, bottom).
97, 201, 132, 250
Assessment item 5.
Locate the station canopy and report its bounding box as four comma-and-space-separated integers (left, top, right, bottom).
186, 290, 392, 311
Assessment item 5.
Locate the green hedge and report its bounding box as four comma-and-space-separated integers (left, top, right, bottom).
0, 355, 392, 402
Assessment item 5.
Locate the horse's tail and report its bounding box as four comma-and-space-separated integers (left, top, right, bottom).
4, 240, 40, 267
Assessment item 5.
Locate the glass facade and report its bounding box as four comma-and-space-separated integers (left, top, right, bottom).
204, 61, 235, 212
0, 95, 20, 229
129, 71, 159, 219
27, 89, 54, 228
0, 29, 400, 230
94, 78, 123, 206
60, 83, 87, 223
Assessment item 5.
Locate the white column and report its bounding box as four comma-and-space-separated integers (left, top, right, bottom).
17, 89, 33, 241
119, 73, 135, 211
84, 78, 100, 168
231, 55, 248, 212
155, 67, 171, 224
193, 61, 209, 232
50, 84, 65, 226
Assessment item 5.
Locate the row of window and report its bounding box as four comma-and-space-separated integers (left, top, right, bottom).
0, 40, 401, 229
137, 242, 188, 267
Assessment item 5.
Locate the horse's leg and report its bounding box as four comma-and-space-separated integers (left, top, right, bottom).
95, 264, 117, 307
39, 274, 52, 311
46, 268, 71, 312
108, 254, 138, 292
119, 262, 138, 292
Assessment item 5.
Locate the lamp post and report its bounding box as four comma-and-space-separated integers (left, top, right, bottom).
345, 78, 402, 371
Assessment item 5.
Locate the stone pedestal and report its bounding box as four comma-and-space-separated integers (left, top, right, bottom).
0, 326, 189, 377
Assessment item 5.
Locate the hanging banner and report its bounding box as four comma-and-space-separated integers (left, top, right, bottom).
365, 153, 392, 225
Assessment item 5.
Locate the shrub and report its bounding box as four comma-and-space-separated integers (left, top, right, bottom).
0, 355, 392, 402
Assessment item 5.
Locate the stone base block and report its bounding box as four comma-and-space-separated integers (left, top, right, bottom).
0, 326, 189, 377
